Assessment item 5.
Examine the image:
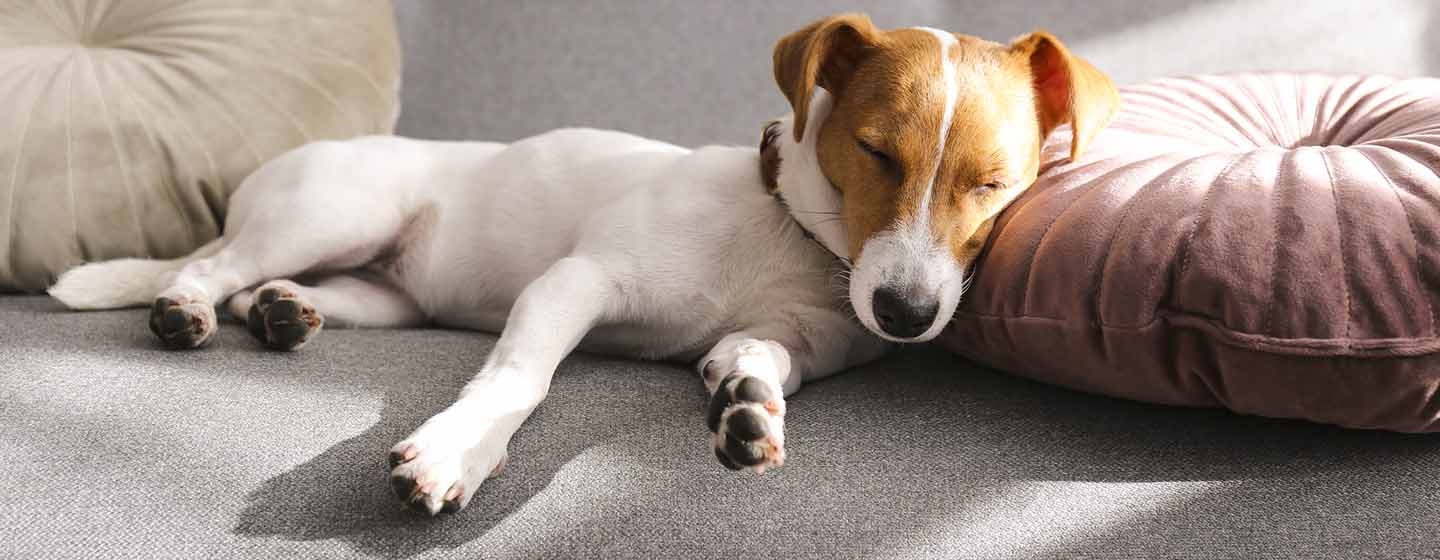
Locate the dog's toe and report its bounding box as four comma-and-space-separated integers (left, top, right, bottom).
389, 467, 443, 516
708, 373, 786, 473
386, 437, 501, 516
439, 483, 466, 514
390, 472, 418, 502
149, 297, 216, 349
264, 298, 323, 350
246, 282, 323, 351
388, 443, 418, 468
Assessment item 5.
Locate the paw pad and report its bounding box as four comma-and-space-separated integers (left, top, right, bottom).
707, 374, 785, 472
148, 296, 216, 349
246, 284, 323, 351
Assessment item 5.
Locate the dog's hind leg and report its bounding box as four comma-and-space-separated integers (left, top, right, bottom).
147, 243, 257, 350
150, 239, 390, 350
150, 225, 404, 350
388, 256, 614, 515
148, 142, 422, 350
227, 273, 424, 351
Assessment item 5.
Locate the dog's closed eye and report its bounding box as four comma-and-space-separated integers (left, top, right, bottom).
857, 139, 901, 180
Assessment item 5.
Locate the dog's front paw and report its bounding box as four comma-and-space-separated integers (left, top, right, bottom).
246, 281, 323, 351
706, 370, 786, 473
387, 409, 507, 516
149, 294, 217, 349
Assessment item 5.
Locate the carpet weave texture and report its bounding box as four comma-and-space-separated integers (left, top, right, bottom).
4, 295, 1440, 559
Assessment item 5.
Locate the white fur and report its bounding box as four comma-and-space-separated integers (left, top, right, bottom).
51, 128, 891, 513
771, 89, 851, 259
915, 27, 960, 220
848, 28, 967, 342
49, 238, 223, 309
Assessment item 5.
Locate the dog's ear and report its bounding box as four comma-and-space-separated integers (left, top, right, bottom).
773, 13, 882, 142
1009, 30, 1120, 161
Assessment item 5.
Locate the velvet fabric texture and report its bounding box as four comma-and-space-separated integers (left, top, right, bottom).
941, 73, 1440, 432
0, 0, 401, 291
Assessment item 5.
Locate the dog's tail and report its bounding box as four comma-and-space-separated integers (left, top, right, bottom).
48, 238, 226, 310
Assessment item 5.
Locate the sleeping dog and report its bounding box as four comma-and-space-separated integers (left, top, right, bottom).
50, 13, 1118, 514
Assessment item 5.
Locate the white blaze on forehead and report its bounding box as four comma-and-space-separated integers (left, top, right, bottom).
912, 27, 960, 225
845, 28, 967, 343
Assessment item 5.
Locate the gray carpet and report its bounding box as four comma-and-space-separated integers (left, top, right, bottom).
4, 294, 1440, 559
7, 2, 1440, 558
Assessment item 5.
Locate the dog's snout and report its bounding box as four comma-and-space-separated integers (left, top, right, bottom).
871, 287, 939, 340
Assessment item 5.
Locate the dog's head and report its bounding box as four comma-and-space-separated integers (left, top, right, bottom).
764, 13, 1119, 342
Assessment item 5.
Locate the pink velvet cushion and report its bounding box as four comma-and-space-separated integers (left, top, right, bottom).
940, 73, 1440, 432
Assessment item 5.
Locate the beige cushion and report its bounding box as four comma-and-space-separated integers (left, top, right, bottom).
0, 0, 401, 291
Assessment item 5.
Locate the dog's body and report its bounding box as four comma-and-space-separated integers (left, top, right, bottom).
50, 14, 1118, 515
54, 123, 892, 513
227, 131, 874, 365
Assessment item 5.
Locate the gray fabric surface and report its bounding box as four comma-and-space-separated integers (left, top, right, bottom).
7, 1, 1440, 558
6, 295, 1440, 559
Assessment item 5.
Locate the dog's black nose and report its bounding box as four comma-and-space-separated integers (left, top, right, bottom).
872, 287, 938, 339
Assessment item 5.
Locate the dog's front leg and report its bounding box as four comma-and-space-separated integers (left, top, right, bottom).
388, 257, 612, 515
699, 314, 889, 473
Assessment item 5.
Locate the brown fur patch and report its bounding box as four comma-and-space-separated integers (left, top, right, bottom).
770, 15, 1119, 264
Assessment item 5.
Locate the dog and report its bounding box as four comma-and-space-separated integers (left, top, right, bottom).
49, 13, 1117, 515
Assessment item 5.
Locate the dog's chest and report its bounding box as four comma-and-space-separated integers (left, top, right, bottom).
578, 183, 846, 360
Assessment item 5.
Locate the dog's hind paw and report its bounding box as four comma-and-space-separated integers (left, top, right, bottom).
246, 281, 323, 351
149, 294, 217, 349
706, 370, 786, 473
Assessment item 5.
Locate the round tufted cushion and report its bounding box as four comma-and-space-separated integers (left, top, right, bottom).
941, 73, 1440, 432
0, 0, 400, 291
